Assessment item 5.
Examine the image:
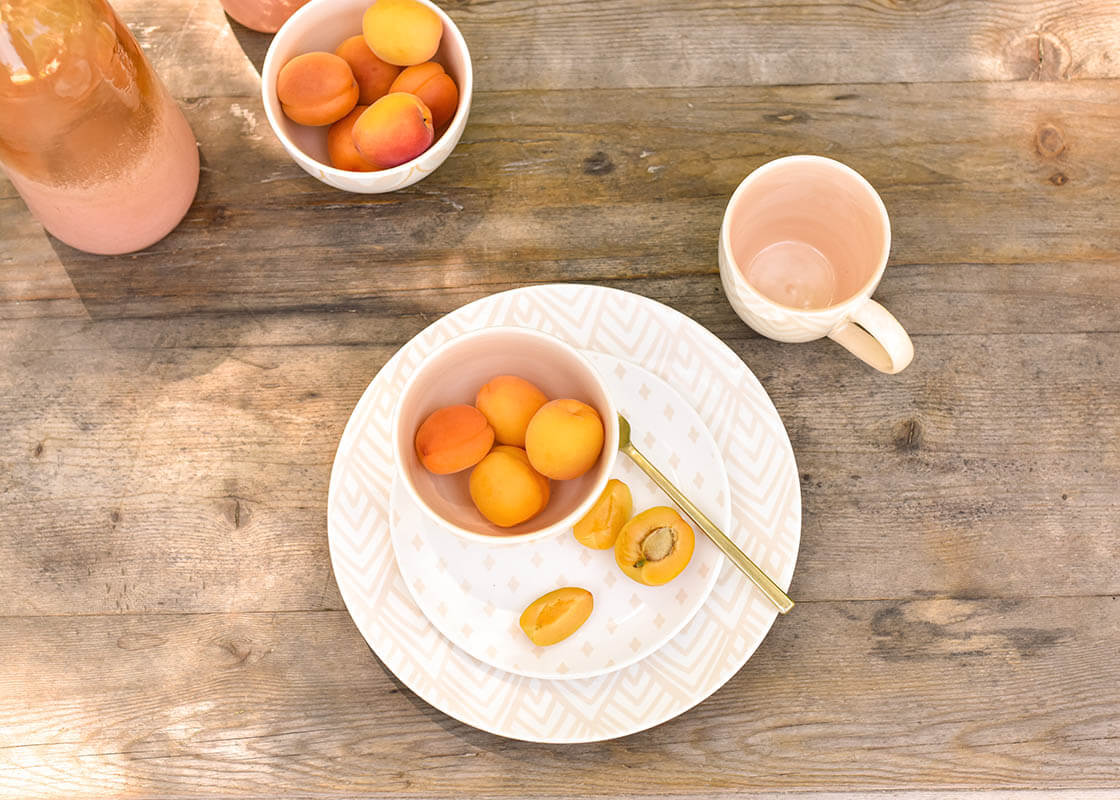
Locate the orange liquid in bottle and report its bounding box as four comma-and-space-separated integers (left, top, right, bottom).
0, 0, 199, 255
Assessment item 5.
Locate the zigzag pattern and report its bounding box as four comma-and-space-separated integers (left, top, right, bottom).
326, 284, 801, 743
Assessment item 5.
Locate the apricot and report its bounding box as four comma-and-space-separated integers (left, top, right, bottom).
334, 35, 401, 105
475, 375, 548, 448
524, 399, 605, 480
615, 507, 695, 586
389, 61, 458, 130
352, 92, 434, 168
362, 0, 442, 67
573, 479, 632, 550
276, 51, 358, 126
327, 105, 378, 171
469, 446, 550, 528
519, 587, 593, 647
414, 404, 494, 475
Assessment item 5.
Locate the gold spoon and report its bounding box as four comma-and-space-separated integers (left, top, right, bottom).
617, 414, 795, 614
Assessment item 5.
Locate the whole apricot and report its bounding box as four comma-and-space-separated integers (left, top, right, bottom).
414, 404, 494, 475
615, 507, 695, 586
573, 478, 632, 549
362, 0, 442, 67
389, 61, 458, 130
524, 399, 605, 480
475, 375, 548, 448
352, 92, 434, 168
519, 587, 593, 647
327, 105, 378, 171
334, 35, 401, 105
469, 445, 550, 528
276, 51, 358, 126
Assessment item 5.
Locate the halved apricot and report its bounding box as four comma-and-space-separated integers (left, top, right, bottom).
519, 587, 593, 646
469, 445, 550, 527
414, 404, 493, 474
573, 478, 632, 549
615, 506, 695, 586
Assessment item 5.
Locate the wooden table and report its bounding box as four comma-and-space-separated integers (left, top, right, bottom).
3, 1, 1119, 797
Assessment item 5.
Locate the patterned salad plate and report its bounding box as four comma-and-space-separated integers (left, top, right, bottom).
327, 284, 801, 742
389, 352, 729, 680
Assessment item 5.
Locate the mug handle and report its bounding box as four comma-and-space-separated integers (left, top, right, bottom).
827, 299, 914, 374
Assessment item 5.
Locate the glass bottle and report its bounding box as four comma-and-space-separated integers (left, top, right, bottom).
219, 0, 309, 34
0, 0, 199, 255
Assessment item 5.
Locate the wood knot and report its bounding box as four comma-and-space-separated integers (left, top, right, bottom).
1049, 171, 1068, 185
1005, 30, 1073, 80
1035, 124, 1066, 158
582, 152, 614, 176
893, 418, 924, 451
225, 496, 251, 529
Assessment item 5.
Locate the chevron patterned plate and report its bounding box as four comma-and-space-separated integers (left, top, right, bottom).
327, 284, 801, 742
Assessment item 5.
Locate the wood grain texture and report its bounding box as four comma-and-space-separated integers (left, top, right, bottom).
113, 0, 1120, 96
1, 322, 1116, 615
4, 81, 1118, 326
0, 599, 1117, 798
2, 0, 1120, 795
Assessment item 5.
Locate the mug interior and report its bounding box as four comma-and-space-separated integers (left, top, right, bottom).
725, 157, 889, 310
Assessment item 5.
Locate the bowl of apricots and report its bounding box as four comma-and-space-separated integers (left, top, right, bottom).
392, 327, 620, 544
261, 0, 471, 192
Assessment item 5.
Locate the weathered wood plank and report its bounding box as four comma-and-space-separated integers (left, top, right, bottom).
1, 599, 1116, 797
3, 81, 1117, 327
113, 0, 1120, 98
1, 324, 1116, 615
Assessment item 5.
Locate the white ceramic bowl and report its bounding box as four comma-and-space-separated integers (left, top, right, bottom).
261, 0, 472, 192
392, 327, 619, 545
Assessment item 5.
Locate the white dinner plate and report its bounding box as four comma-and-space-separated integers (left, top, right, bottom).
327, 284, 801, 742
390, 352, 728, 680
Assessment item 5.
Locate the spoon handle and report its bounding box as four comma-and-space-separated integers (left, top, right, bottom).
620, 443, 795, 614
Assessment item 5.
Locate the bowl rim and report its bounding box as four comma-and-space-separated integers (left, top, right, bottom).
261, 0, 474, 180
391, 326, 620, 546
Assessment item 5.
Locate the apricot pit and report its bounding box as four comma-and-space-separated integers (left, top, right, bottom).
615, 506, 695, 586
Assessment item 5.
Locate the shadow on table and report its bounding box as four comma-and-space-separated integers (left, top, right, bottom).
224, 13, 272, 77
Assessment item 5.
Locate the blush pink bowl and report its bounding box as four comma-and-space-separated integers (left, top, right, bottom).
392, 327, 619, 545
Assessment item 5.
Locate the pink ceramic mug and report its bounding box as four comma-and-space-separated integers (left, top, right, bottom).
718, 155, 914, 374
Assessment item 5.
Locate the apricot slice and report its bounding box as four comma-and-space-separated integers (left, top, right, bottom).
362, 0, 442, 67
573, 478, 632, 549
615, 506, 695, 586
519, 587, 593, 647
389, 61, 458, 130
469, 445, 550, 528
334, 34, 401, 105
327, 105, 378, 171
475, 375, 548, 448
352, 92, 434, 168
414, 404, 494, 474
524, 399, 604, 480
276, 51, 359, 126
